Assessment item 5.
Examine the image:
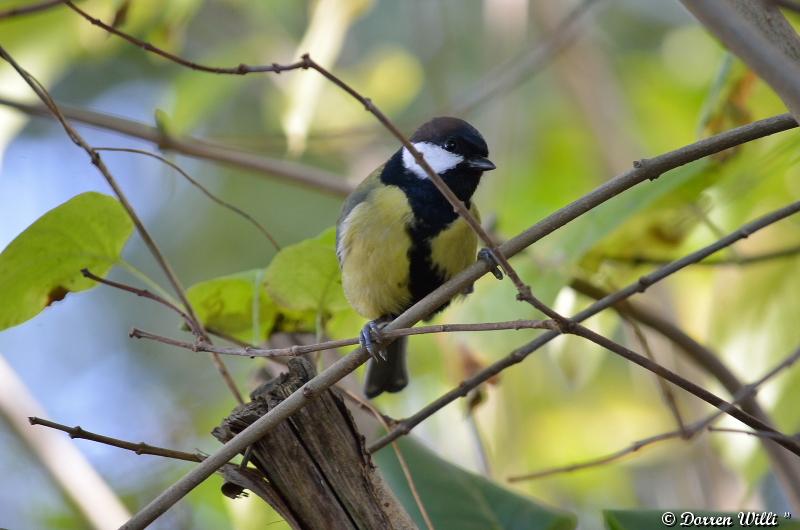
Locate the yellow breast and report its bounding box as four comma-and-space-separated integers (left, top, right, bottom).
338, 185, 414, 319
430, 205, 479, 281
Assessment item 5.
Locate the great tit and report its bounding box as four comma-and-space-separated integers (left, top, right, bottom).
336, 117, 496, 399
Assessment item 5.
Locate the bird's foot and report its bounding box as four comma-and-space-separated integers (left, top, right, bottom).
478, 248, 504, 280
360, 319, 389, 362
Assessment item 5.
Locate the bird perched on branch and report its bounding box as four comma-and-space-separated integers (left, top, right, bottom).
336, 117, 497, 398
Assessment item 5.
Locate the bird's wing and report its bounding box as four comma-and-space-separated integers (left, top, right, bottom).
336, 164, 384, 265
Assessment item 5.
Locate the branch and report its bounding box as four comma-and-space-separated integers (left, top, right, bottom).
600, 243, 800, 267
0, 0, 63, 19
0, 46, 245, 405
95, 147, 281, 252
369, 199, 800, 452
80, 268, 203, 338
29, 417, 204, 463
0, 96, 351, 196
621, 314, 687, 433
130, 319, 552, 358
124, 116, 799, 527
64, 1, 308, 75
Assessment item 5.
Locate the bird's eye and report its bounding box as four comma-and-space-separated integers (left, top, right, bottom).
444, 138, 457, 151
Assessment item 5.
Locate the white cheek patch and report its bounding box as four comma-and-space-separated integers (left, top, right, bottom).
402, 142, 463, 179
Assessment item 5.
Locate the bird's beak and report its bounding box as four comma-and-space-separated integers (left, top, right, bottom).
466, 156, 496, 172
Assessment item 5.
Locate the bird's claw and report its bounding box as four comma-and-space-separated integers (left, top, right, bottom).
478, 248, 504, 280
360, 320, 388, 362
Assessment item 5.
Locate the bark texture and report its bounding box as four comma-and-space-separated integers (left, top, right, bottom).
213, 358, 415, 530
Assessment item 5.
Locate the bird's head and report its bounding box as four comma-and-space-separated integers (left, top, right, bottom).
401, 117, 495, 182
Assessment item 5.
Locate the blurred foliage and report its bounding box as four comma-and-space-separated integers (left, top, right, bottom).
2, 0, 800, 529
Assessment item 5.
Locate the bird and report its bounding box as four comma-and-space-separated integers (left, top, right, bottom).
336, 116, 497, 399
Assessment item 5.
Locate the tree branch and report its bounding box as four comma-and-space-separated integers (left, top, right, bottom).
29, 417, 204, 463
95, 147, 281, 252
130, 319, 552, 358
0, 96, 351, 196
0, 0, 64, 19
599, 243, 800, 267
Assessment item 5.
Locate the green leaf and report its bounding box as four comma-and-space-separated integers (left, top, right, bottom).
374, 437, 576, 530
187, 269, 278, 343
0, 192, 133, 331
604, 510, 800, 530
264, 227, 349, 315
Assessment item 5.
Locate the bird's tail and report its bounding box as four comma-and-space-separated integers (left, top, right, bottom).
364, 336, 408, 399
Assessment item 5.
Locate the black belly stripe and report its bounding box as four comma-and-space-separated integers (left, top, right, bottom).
378, 150, 481, 317
407, 225, 447, 312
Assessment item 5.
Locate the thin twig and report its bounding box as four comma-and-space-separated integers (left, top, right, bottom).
29, 417, 204, 463
622, 315, 687, 434
0, 0, 63, 19
602, 243, 800, 267
95, 147, 281, 252
130, 319, 552, 358
0, 46, 245, 405
64, 1, 308, 75
369, 199, 800, 452
81, 268, 203, 337
340, 389, 435, 530
708, 426, 800, 443
508, 429, 684, 481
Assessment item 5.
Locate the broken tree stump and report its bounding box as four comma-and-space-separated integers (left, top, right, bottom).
213, 358, 415, 530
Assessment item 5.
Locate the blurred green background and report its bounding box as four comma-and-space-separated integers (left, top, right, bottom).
1, 0, 800, 529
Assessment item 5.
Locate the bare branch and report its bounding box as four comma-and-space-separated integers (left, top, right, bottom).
0, 0, 63, 19
64, 1, 308, 75
340, 389, 435, 530
0, 96, 350, 195
95, 147, 281, 252
600, 243, 800, 267
571, 278, 800, 505
29, 417, 204, 463
621, 315, 687, 434
130, 319, 552, 358
81, 268, 202, 337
